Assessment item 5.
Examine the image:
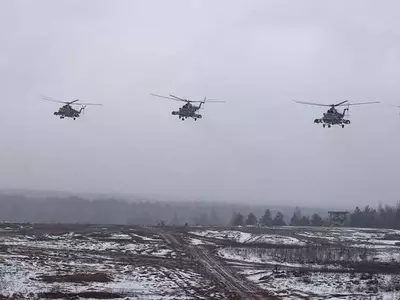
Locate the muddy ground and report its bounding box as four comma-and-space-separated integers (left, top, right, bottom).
1, 223, 400, 299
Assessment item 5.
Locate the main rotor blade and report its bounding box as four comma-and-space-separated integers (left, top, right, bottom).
169, 94, 205, 103
334, 100, 348, 107
42, 96, 68, 104
68, 99, 80, 105
293, 101, 331, 107
150, 94, 183, 101
169, 94, 190, 102
70, 102, 103, 106
347, 101, 380, 106
204, 100, 225, 103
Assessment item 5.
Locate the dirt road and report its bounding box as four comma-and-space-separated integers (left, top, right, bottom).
159, 231, 270, 300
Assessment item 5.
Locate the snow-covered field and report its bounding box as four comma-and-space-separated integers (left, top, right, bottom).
190, 229, 305, 245
243, 268, 400, 300
0, 224, 225, 299
2, 224, 400, 299
295, 227, 400, 246
191, 226, 400, 299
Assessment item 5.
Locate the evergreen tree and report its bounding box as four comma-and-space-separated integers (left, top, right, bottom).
282, 203, 400, 230
230, 212, 244, 226
272, 211, 286, 226
311, 213, 323, 226
350, 206, 362, 227
245, 213, 258, 226
383, 205, 395, 229
259, 209, 273, 227
395, 204, 400, 229
290, 207, 302, 226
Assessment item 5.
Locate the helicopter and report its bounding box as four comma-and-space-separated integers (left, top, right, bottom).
150, 94, 225, 121
294, 100, 380, 128
43, 96, 102, 120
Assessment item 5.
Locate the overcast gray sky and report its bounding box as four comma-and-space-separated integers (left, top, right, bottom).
1, 0, 400, 207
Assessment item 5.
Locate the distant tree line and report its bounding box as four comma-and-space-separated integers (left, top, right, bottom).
230, 209, 286, 227
349, 204, 400, 229
3, 192, 400, 230
230, 204, 400, 230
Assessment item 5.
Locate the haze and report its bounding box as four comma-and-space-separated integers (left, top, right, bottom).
1, 0, 400, 208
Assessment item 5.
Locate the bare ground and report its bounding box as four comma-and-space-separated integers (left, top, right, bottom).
1, 223, 400, 299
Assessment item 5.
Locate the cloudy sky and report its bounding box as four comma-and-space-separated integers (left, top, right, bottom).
1, 0, 400, 207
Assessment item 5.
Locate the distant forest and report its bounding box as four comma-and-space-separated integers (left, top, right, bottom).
233, 204, 400, 230
0, 193, 303, 226
0, 193, 398, 229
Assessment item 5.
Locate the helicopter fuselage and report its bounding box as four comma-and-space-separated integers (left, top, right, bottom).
172, 103, 202, 121
314, 109, 350, 128
54, 105, 82, 119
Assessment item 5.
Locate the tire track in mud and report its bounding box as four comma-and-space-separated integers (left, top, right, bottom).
158, 231, 269, 300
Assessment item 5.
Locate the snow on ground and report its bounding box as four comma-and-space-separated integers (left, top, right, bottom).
151, 248, 175, 257
2, 224, 400, 299
246, 234, 305, 245
213, 226, 400, 299
244, 269, 400, 300
0, 257, 216, 299
190, 230, 251, 243
109, 233, 131, 240
190, 238, 206, 245
296, 227, 400, 247
190, 230, 304, 245
218, 248, 346, 270
130, 232, 160, 241
1, 231, 174, 257
0, 226, 225, 299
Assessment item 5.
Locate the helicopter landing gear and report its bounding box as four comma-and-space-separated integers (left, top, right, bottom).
323, 124, 326, 128
328, 124, 331, 128
73, 118, 76, 120
341, 124, 345, 128
194, 118, 197, 121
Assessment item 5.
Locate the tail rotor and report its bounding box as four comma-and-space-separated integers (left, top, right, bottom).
201, 96, 206, 109
345, 102, 350, 117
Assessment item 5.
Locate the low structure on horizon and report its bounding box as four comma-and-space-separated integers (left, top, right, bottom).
328, 211, 349, 227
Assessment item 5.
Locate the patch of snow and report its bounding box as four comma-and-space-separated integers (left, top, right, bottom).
109, 233, 132, 240
190, 238, 205, 245
219, 248, 344, 270
191, 230, 304, 245
130, 233, 159, 241
245, 269, 400, 299
152, 248, 173, 257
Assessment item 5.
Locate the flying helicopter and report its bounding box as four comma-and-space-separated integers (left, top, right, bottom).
42, 96, 102, 120
294, 100, 380, 128
150, 94, 225, 121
